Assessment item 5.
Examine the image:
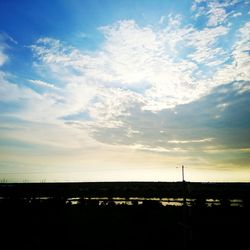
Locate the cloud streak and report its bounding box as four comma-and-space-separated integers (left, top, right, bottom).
168, 138, 214, 144
28, 79, 57, 89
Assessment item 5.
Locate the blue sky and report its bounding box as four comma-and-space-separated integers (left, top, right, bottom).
0, 0, 250, 182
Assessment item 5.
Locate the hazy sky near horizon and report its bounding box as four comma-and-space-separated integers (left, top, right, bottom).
0, 0, 250, 182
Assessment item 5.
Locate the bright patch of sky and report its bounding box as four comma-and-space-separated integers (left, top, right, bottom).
0, 0, 249, 182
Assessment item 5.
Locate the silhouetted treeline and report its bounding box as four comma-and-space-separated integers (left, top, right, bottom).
1, 181, 250, 199
0, 182, 249, 249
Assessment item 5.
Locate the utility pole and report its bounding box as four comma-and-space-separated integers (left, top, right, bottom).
181, 164, 189, 249
182, 165, 185, 182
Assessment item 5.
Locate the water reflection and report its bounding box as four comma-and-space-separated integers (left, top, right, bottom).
0, 196, 245, 207
62, 197, 244, 207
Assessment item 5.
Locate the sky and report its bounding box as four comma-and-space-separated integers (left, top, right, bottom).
0, 0, 250, 182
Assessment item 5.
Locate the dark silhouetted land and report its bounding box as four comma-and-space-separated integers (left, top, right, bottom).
0, 182, 249, 249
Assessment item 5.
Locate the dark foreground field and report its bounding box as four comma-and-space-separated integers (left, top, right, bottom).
0, 182, 249, 249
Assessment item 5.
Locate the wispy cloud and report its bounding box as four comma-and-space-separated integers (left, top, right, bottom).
0, 33, 18, 66
213, 21, 250, 86
168, 138, 214, 144
0, 39, 8, 66
207, 5, 228, 27
232, 12, 242, 18
159, 16, 165, 24
191, 0, 243, 26
130, 144, 185, 153
0, 48, 8, 66
28, 79, 57, 89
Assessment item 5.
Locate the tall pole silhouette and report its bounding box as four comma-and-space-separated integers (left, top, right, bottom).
182, 165, 185, 182
181, 164, 188, 249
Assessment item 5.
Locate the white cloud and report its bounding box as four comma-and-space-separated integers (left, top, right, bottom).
167, 14, 182, 27
213, 21, 250, 86
217, 103, 230, 111
28, 79, 57, 89
192, 0, 242, 27
233, 81, 250, 94
185, 26, 229, 63
130, 144, 185, 153
0, 33, 18, 67
0, 40, 8, 66
0, 121, 97, 150
0, 68, 101, 151
24, 21, 234, 130
159, 16, 165, 24
3, 14, 249, 149
87, 87, 144, 127
231, 12, 242, 18
0, 73, 41, 103
30, 19, 232, 114
191, 3, 197, 12
0, 49, 8, 66
168, 138, 214, 144
207, 6, 228, 26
